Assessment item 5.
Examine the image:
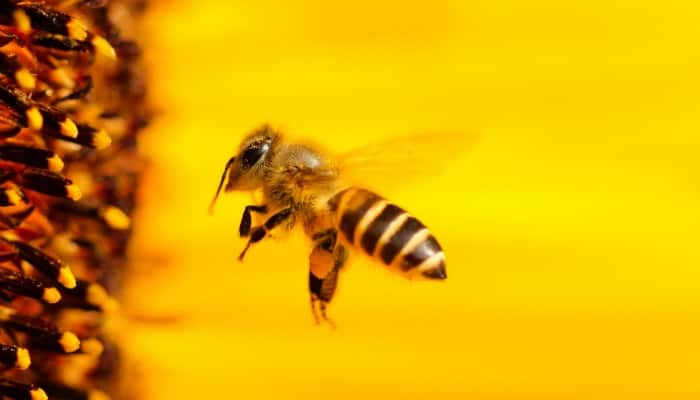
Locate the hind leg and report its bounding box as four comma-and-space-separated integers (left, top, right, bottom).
308, 229, 348, 327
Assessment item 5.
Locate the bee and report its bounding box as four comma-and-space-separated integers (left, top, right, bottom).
209, 125, 449, 325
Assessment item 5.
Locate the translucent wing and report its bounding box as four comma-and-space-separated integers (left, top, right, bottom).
333, 131, 477, 193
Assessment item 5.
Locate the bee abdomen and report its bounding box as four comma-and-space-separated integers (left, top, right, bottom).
331, 188, 446, 279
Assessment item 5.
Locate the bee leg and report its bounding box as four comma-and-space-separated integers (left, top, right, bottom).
238, 207, 293, 261
309, 230, 348, 327
310, 295, 320, 325
309, 248, 348, 328
239, 204, 267, 237
309, 266, 338, 328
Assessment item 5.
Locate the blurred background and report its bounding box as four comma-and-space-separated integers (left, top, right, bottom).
122, 0, 699, 399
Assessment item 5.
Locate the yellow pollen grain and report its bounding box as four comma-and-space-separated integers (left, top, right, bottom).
15, 347, 30, 369
92, 36, 117, 60
0, 232, 20, 243
47, 154, 64, 172
26, 107, 43, 130
19, 260, 31, 275
59, 118, 79, 138
0, 309, 12, 322
50, 68, 75, 89
12, 10, 31, 33
29, 388, 47, 400
59, 331, 80, 353
14, 68, 35, 90
66, 19, 88, 41
4, 189, 23, 206
42, 287, 61, 304
88, 389, 111, 400
57, 265, 76, 289
66, 183, 82, 201
81, 338, 104, 356
92, 129, 112, 149
102, 297, 119, 313
99, 206, 130, 229
86, 283, 109, 307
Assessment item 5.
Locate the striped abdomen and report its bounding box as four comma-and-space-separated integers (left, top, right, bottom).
330, 187, 446, 279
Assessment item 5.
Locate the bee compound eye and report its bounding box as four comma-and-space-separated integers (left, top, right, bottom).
240, 142, 269, 170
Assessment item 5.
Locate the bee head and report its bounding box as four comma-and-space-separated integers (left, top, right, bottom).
209, 125, 278, 213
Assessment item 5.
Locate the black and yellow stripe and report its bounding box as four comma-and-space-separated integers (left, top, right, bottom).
331, 187, 447, 279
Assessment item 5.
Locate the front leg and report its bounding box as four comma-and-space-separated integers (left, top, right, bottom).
239, 204, 267, 237
238, 207, 293, 261
309, 229, 348, 327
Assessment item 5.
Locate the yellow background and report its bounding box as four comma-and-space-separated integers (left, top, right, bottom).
124, 1, 699, 399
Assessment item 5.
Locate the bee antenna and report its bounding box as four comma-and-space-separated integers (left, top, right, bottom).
208, 156, 236, 215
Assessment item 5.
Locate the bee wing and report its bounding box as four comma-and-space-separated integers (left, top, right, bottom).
334, 131, 476, 192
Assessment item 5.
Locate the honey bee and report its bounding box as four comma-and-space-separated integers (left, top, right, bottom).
209, 125, 449, 325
